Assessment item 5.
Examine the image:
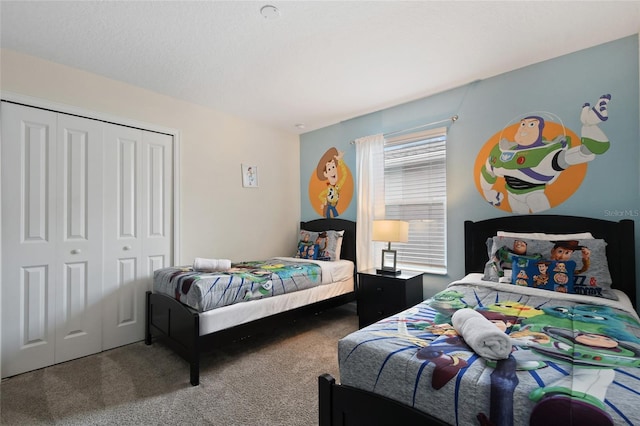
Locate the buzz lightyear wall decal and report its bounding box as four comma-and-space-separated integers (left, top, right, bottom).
474, 94, 613, 213
308, 147, 354, 218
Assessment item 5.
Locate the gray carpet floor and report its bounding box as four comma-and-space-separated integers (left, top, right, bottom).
1, 303, 358, 425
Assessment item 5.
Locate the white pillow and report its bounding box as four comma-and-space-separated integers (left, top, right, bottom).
496, 231, 594, 240
334, 230, 345, 260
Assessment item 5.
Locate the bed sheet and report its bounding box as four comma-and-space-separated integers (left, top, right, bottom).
154, 258, 331, 312
274, 257, 354, 284
339, 273, 640, 426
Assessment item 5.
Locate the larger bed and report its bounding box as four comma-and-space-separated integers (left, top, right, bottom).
319, 214, 638, 426
146, 218, 357, 386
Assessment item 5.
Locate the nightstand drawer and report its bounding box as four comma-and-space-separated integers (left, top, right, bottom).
358, 280, 404, 302
358, 304, 398, 325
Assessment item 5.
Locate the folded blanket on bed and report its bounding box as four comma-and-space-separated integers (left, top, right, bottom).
193, 257, 232, 272
451, 308, 512, 360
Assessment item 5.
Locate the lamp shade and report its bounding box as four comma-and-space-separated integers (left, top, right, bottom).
372, 220, 409, 243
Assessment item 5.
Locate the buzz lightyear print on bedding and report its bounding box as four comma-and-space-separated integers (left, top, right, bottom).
484, 236, 616, 300
338, 280, 640, 426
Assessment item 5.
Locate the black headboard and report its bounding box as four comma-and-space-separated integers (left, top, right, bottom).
300, 218, 356, 273
464, 215, 636, 308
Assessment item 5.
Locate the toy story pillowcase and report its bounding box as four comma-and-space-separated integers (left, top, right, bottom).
483, 236, 616, 300
295, 229, 344, 261
296, 240, 321, 260
511, 257, 576, 293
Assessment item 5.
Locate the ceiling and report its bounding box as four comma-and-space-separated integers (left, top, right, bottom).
1, 1, 639, 134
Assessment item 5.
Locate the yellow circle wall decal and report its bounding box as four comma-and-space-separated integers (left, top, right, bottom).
308, 147, 354, 218
474, 117, 586, 213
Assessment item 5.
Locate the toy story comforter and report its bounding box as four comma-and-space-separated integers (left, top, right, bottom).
153, 258, 323, 312
338, 273, 640, 426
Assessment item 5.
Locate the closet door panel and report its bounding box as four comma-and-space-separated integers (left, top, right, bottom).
102, 124, 144, 349
142, 131, 173, 277
115, 258, 138, 324
1, 103, 57, 377
54, 114, 103, 363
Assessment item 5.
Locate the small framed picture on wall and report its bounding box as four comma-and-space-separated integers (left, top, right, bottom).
242, 164, 258, 188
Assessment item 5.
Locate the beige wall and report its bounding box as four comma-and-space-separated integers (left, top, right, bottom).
0, 49, 301, 264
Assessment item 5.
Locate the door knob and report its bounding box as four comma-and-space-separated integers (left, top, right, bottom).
123, 245, 132, 251
70, 249, 81, 255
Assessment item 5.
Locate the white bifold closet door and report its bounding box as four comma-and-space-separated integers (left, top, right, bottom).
102, 124, 173, 350
1, 102, 173, 377
1, 103, 104, 376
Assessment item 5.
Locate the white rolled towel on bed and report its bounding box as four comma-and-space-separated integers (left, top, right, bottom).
451, 308, 512, 360
193, 257, 232, 272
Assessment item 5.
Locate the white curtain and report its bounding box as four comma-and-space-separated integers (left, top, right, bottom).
355, 134, 385, 272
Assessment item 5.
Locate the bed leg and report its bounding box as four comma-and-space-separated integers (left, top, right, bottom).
318, 373, 336, 426
190, 362, 199, 386
190, 313, 200, 386
145, 291, 152, 345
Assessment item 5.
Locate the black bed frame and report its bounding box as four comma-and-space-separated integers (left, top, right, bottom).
145, 218, 357, 386
318, 214, 636, 426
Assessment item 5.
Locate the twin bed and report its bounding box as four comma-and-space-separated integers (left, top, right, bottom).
145, 218, 357, 386
319, 214, 638, 426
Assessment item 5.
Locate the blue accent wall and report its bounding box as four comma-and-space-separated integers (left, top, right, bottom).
300, 36, 640, 304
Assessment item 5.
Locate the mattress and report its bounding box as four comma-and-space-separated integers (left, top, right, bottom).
198, 270, 354, 335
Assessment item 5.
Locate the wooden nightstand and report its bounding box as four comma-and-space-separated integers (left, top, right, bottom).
357, 269, 424, 328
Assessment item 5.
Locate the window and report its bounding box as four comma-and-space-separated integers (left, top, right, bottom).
383, 127, 447, 274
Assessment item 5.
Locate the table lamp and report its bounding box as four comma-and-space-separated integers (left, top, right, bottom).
372, 220, 409, 275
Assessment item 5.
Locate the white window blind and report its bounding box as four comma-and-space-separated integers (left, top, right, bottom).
383, 127, 447, 274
